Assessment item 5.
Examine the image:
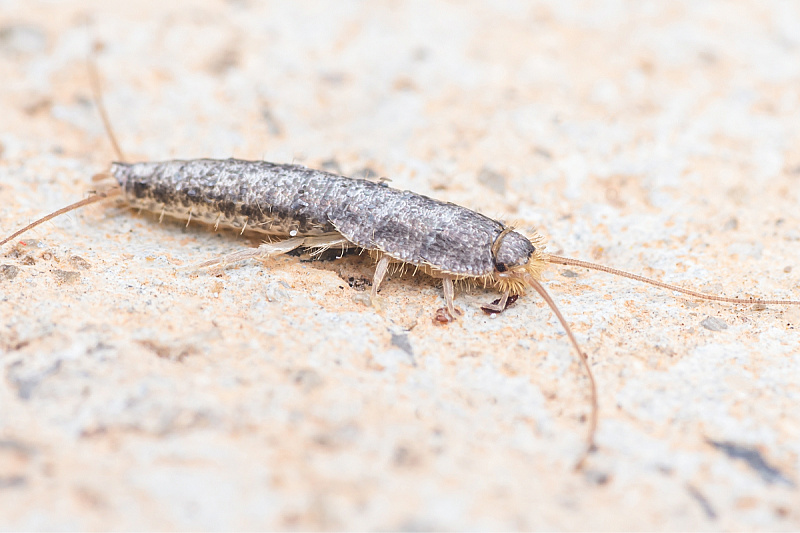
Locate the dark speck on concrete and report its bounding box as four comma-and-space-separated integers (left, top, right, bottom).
320, 159, 342, 174
10, 360, 63, 400
477, 166, 507, 195
0, 476, 27, 489
390, 332, 414, 356
686, 484, 717, 520
583, 469, 610, 486
707, 439, 794, 487
0, 24, 46, 56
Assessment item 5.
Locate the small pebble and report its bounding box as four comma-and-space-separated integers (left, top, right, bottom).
0, 264, 20, 280
68, 255, 91, 270
700, 316, 728, 331
52, 269, 80, 284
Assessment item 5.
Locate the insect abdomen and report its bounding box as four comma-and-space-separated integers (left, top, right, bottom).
113, 159, 341, 236
112, 158, 512, 277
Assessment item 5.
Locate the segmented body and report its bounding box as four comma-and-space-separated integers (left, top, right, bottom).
113, 158, 539, 280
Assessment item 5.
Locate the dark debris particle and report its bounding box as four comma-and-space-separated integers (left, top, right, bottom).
583, 468, 611, 486
481, 294, 519, 315
260, 106, 283, 136
561, 269, 579, 278
707, 439, 794, 487
290, 368, 323, 392
51, 269, 80, 284
0, 264, 19, 280
0, 476, 27, 489
478, 167, 506, 195
136, 340, 195, 362
700, 316, 727, 331
390, 332, 413, 356
686, 484, 717, 520
312, 424, 360, 449
0, 24, 46, 56
11, 360, 62, 400
319, 71, 347, 84
206, 44, 240, 74
393, 445, 423, 468
23, 96, 51, 116
0, 439, 35, 454
722, 217, 739, 231
347, 276, 371, 291
320, 158, 342, 174
477, 166, 507, 195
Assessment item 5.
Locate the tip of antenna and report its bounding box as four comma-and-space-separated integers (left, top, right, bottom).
87, 42, 126, 163
0, 188, 121, 247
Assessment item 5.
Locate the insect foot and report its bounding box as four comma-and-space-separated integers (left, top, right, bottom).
368, 294, 387, 312
481, 293, 519, 315
433, 306, 463, 324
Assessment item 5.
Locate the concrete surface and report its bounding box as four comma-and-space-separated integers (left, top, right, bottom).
1, 0, 799, 530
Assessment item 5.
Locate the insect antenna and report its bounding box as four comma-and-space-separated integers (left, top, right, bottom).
0, 43, 126, 248
525, 275, 598, 470
0, 189, 121, 247
87, 41, 126, 163
548, 255, 800, 306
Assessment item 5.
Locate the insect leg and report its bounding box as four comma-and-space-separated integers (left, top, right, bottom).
442, 276, 457, 317
360, 255, 391, 310
182, 236, 307, 271
370, 255, 391, 299
303, 235, 354, 257
481, 290, 510, 313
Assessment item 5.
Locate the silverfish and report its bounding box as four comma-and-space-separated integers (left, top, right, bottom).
2, 57, 799, 469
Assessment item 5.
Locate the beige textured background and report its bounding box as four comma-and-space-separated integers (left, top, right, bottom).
1, 1, 799, 530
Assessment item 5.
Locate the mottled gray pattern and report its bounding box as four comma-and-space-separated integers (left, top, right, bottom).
112, 158, 536, 277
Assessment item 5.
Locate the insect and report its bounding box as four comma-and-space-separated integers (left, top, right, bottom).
2, 55, 799, 469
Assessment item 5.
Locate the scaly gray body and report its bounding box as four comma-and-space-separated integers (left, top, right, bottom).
112, 158, 536, 278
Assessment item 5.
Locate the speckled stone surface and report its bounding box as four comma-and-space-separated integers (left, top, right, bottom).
1, 1, 799, 530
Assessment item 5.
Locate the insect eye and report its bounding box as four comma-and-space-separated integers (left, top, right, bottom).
495, 262, 508, 273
